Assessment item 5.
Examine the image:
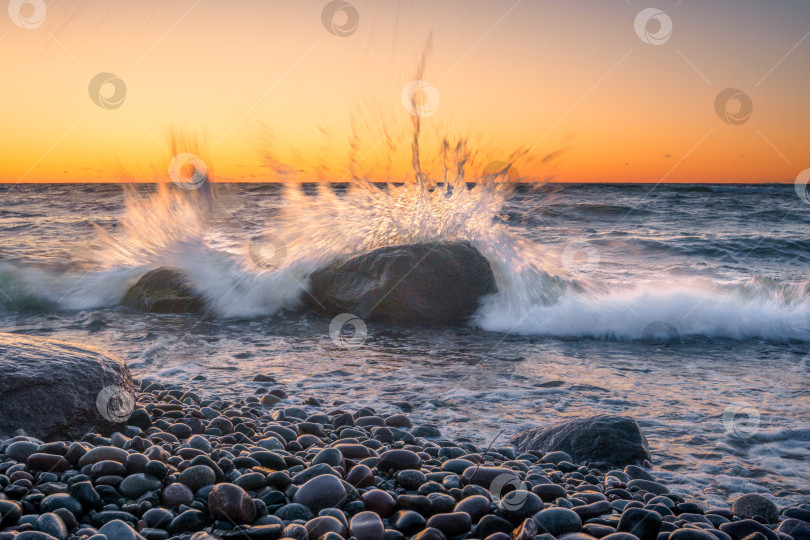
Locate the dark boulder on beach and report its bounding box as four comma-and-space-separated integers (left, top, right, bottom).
510, 414, 651, 467
306, 242, 497, 325
0, 333, 134, 440
121, 267, 205, 314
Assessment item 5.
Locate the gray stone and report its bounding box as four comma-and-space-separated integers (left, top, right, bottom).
532, 507, 582, 536
98, 519, 145, 540
731, 494, 779, 524
0, 333, 134, 440
306, 242, 497, 325
119, 473, 162, 499
293, 474, 348, 513
121, 268, 205, 314
511, 415, 651, 467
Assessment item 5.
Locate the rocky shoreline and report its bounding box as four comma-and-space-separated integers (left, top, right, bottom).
1, 379, 808, 540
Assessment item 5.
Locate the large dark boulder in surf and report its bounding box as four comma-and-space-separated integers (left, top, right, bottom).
510, 415, 651, 467
122, 267, 205, 314
0, 333, 134, 440
306, 242, 497, 325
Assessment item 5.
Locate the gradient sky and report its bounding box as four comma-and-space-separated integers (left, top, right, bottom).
1, 0, 808, 183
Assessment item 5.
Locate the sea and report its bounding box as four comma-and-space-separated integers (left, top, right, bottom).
0, 180, 808, 508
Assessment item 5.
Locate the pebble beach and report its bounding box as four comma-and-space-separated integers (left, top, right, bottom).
1, 379, 808, 540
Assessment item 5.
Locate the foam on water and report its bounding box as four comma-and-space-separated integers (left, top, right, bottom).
2, 173, 810, 343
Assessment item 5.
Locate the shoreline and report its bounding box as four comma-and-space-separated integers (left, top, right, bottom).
1, 380, 807, 540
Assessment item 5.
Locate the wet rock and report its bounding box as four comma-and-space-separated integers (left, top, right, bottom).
292, 474, 347, 513
35, 513, 68, 540
425, 512, 472, 537
306, 242, 497, 325
346, 464, 375, 488
511, 415, 651, 467
361, 489, 395, 516
168, 509, 207, 534
305, 516, 348, 539
179, 464, 216, 493
27, 453, 71, 473
208, 483, 257, 524
454, 495, 491, 523
0, 333, 134, 440
627, 479, 668, 495
119, 473, 162, 498
121, 268, 205, 314
616, 508, 662, 540
532, 507, 583, 536
720, 520, 779, 540
512, 517, 538, 540
532, 483, 567, 502
350, 511, 386, 540
777, 519, 810, 540
731, 494, 778, 524
393, 510, 427, 536
461, 466, 520, 490
98, 519, 145, 540
411, 527, 448, 540
498, 491, 544, 524
378, 449, 422, 474
275, 503, 315, 522
670, 530, 722, 540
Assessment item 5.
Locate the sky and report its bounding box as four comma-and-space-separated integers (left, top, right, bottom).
1, 0, 808, 183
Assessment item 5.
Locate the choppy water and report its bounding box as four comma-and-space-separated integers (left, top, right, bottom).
1, 181, 809, 508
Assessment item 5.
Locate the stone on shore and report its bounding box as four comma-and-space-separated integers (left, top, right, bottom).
730, 493, 778, 523
0, 333, 133, 440
510, 414, 652, 466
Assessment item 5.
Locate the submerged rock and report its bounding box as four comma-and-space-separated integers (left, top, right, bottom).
0, 333, 134, 440
510, 414, 651, 466
121, 267, 205, 314
306, 242, 497, 325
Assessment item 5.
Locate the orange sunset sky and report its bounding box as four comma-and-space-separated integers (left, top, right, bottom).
1, 0, 808, 183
